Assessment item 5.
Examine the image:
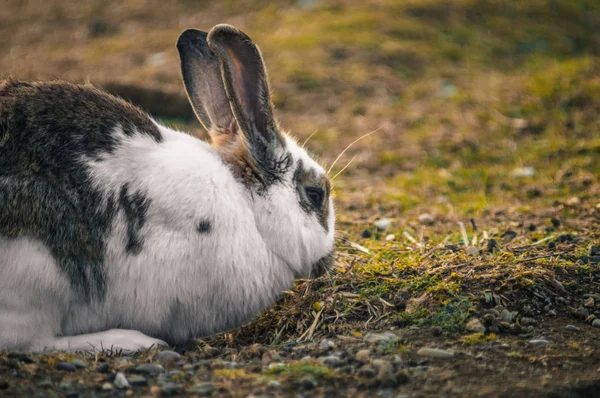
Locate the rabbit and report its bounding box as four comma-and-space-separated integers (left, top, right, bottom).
0, 24, 335, 353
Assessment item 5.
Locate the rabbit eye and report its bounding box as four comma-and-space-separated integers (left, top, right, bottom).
304, 186, 324, 209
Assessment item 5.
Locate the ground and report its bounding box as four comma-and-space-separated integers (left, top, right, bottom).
1, 0, 600, 397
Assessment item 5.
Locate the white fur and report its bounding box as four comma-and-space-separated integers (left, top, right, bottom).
0, 124, 334, 352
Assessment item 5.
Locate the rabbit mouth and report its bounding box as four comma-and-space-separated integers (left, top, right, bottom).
310, 249, 335, 278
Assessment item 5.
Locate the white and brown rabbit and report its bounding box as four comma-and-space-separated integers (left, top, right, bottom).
0, 24, 335, 352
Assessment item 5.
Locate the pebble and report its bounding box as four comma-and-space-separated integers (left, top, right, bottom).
511, 167, 535, 178
573, 307, 589, 320
529, 339, 550, 347
566, 197, 581, 206
500, 309, 514, 323
466, 318, 486, 333
38, 378, 53, 388
156, 350, 181, 363
358, 365, 378, 378
101, 382, 113, 391
374, 218, 391, 231
320, 355, 341, 367
355, 349, 371, 364
301, 377, 317, 389
128, 375, 148, 386
373, 359, 396, 387
113, 372, 130, 389
592, 319, 600, 328
385, 234, 395, 241
57, 361, 77, 372
418, 213, 435, 226
267, 380, 282, 388
466, 246, 480, 256
134, 364, 165, 376
320, 339, 336, 350
190, 382, 215, 396
416, 347, 455, 359
161, 382, 180, 396
70, 359, 88, 369
520, 317, 537, 326
565, 325, 581, 332
364, 331, 399, 344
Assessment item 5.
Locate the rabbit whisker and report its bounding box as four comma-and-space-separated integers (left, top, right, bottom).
302, 129, 319, 147
330, 155, 356, 181
327, 126, 382, 174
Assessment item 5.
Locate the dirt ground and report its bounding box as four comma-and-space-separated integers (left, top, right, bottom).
1, 0, 600, 397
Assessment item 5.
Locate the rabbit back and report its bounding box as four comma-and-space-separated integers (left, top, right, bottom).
0, 79, 164, 299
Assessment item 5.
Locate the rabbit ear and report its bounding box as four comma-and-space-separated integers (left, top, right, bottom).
177, 29, 237, 139
207, 24, 283, 150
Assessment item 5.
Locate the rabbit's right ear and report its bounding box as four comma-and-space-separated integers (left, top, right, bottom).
177, 29, 237, 141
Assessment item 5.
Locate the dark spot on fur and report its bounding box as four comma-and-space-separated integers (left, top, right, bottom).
119, 184, 151, 255
293, 160, 330, 232
197, 219, 212, 234
0, 79, 162, 300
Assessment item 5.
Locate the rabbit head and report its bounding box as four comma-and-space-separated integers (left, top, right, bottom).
177, 25, 335, 278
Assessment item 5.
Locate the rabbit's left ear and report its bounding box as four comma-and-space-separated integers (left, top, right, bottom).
207, 24, 284, 151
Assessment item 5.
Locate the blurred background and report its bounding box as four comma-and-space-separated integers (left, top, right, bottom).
1, 0, 599, 219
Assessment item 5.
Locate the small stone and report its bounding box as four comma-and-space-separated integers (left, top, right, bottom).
520, 317, 537, 326
128, 375, 148, 386
320, 339, 336, 350
70, 359, 87, 369
267, 380, 282, 389
394, 370, 410, 385
59, 381, 72, 390
548, 309, 557, 316
155, 350, 181, 363
374, 218, 391, 231
373, 359, 396, 387
362, 230, 372, 238
416, 347, 455, 359
466, 246, 479, 256
431, 326, 443, 337
500, 309, 514, 323
113, 372, 130, 389
566, 197, 581, 206
511, 167, 535, 178
565, 325, 580, 332
573, 307, 589, 320
466, 318, 486, 333
584, 297, 595, 308
38, 378, 53, 388
134, 364, 165, 376
300, 377, 317, 389
529, 339, 550, 347
355, 349, 371, 364
320, 355, 341, 367
190, 382, 215, 396
418, 213, 435, 226
592, 319, 600, 328
161, 382, 180, 396
364, 331, 399, 344
261, 349, 282, 366
358, 365, 377, 378
101, 382, 113, 391
385, 234, 395, 241
57, 361, 77, 372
